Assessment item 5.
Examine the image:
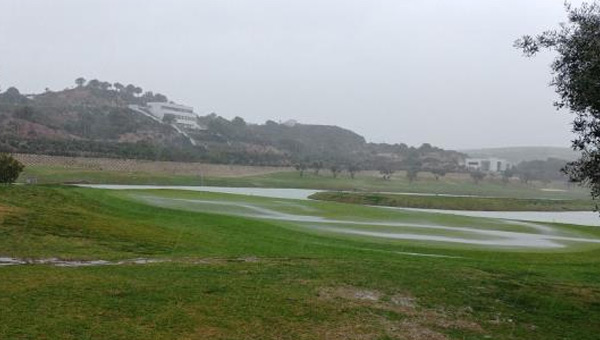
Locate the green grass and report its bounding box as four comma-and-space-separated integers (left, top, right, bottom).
1, 185, 600, 339
19, 165, 209, 186
311, 191, 596, 211
19, 165, 592, 199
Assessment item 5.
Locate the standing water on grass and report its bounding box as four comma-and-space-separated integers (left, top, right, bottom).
79, 185, 600, 226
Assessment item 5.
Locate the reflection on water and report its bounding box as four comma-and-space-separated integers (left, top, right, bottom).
396, 208, 600, 227
79, 185, 600, 226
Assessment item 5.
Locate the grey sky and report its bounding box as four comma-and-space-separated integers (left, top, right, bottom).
0, 0, 584, 149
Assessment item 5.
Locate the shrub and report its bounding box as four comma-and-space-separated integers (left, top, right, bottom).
0, 153, 25, 184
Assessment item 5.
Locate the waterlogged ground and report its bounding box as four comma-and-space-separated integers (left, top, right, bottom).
2, 186, 600, 339
81, 184, 600, 225
126, 189, 600, 251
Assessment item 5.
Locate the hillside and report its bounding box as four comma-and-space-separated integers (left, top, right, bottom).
461, 146, 578, 163
0, 79, 464, 168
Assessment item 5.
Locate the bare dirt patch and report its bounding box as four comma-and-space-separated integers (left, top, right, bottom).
318, 285, 484, 339
14, 153, 292, 177
0, 204, 23, 225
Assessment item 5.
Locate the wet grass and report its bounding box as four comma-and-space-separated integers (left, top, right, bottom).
311, 191, 596, 211
1, 185, 600, 339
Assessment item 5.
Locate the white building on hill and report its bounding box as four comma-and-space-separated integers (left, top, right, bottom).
465, 158, 512, 173
145, 102, 203, 130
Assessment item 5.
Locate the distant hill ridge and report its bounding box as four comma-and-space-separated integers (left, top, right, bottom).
0, 78, 464, 168
461, 146, 578, 163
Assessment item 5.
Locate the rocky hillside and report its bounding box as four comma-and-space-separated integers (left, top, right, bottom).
0, 79, 465, 168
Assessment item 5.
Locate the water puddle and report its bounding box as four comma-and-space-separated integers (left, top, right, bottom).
77, 184, 321, 200
0, 257, 169, 267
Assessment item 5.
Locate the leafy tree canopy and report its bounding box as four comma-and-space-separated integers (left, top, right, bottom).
515, 2, 600, 200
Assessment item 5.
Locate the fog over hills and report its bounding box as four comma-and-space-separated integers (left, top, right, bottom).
461, 146, 578, 163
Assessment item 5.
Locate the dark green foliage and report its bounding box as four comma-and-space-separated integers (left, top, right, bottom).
404, 150, 421, 182
0, 153, 24, 184
347, 163, 361, 179
406, 167, 419, 182
0, 87, 29, 105
330, 164, 342, 178
379, 166, 394, 180
514, 158, 568, 184
430, 168, 447, 181
311, 191, 595, 211
311, 160, 323, 175
162, 114, 176, 124
294, 162, 308, 177
13, 106, 35, 121
515, 2, 600, 202
470, 170, 486, 184
75, 77, 86, 87
501, 168, 514, 184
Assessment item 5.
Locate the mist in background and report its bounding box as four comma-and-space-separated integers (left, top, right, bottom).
0, 0, 585, 149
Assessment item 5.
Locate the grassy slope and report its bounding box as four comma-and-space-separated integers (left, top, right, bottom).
19, 165, 591, 200
1, 186, 600, 339
311, 191, 596, 211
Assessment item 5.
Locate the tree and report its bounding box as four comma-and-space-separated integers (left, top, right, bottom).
154, 93, 168, 102
403, 151, 421, 183
0, 153, 25, 184
75, 77, 86, 87
347, 163, 361, 179
125, 84, 136, 95
100, 82, 112, 91
470, 170, 486, 185
294, 163, 308, 177
406, 167, 419, 183
312, 161, 323, 175
0, 87, 28, 104
501, 169, 514, 185
330, 164, 342, 178
430, 168, 447, 181
87, 79, 100, 88
232, 116, 247, 127
379, 166, 394, 181
515, 2, 600, 201
14, 106, 35, 121
113, 82, 124, 92
162, 115, 176, 124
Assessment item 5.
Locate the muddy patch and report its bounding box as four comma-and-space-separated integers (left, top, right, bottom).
0, 256, 272, 267
319, 286, 383, 302
0, 257, 170, 267
318, 286, 484, 339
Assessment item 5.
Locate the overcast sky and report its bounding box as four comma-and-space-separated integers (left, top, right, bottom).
0, 0, 586, 149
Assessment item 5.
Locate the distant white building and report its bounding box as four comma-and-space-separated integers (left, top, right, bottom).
145, 102, 202, 129
465, 158, 512, 173
282, 119, 298, 127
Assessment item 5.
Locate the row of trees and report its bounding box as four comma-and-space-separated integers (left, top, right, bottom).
292, 157, 571, 185
294, 161, 360, 179
74, 77, 168, 103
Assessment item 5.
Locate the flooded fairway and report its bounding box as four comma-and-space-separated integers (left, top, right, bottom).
81, 185, 600, 226
125, 190, 600, 250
